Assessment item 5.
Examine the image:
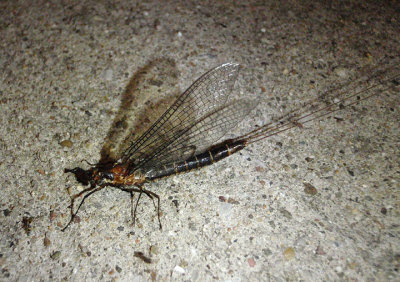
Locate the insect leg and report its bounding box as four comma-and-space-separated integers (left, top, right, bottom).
133, 189, 143, 227
130, 191, 135, 222
61, 185, 105, 231
116, 186, 142, 226
119, 185, 162, 230
141, 188, 162, 230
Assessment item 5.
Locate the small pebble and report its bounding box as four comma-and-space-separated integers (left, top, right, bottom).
334, 67, 348, 78
104, 69, 113, 81
73, 215, 81, 224
22, 216, 33, 235
150, 245, 159, 255
60, 140, 73, 148
50, 251, 61, 260
154, 19, 161, 30
263, 248, 272, 256
43, 236, 51, 247
173, 265, 185, 274
248, 258, 256, 267
364, 195, 373, 201
280, 209, 292, 219
172, 199, 179, 209
304, 183, 318, 196
283, 247, 295, 260
315, 245, 326, 255
227, 197, 239, 205
348, 262, 358, 269
49, 210, 56, 222
255, 166, 264, 172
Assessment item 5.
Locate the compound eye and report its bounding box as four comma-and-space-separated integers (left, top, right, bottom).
102, 172, 114, 180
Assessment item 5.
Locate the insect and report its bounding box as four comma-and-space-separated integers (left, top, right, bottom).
63, 61, 399, 231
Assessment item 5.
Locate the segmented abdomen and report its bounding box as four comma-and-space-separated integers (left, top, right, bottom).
146, 140, 247, 180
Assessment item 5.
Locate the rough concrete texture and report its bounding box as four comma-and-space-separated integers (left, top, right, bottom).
0, 0, 399, 280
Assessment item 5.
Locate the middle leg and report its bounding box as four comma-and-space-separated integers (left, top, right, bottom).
119, 185, 162, 229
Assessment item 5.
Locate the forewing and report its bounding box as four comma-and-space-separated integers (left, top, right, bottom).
142, 99, 256, 175
120, 63, 242, 172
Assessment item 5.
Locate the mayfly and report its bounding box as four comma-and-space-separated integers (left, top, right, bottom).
63, 61, 399, 231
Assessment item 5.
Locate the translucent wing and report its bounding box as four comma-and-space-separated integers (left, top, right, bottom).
119, 63, 253, 174
142, 99, 255, 176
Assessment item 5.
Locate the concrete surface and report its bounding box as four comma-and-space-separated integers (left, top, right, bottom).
0, 0, 399, 280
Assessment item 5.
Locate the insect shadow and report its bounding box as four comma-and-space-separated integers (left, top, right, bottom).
100, 58, 181, 164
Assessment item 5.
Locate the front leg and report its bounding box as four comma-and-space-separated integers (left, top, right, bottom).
62, 185, 105, 231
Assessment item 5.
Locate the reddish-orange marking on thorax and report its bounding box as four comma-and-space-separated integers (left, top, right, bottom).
110, 164, 145, 186
110, 164, 129, 176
